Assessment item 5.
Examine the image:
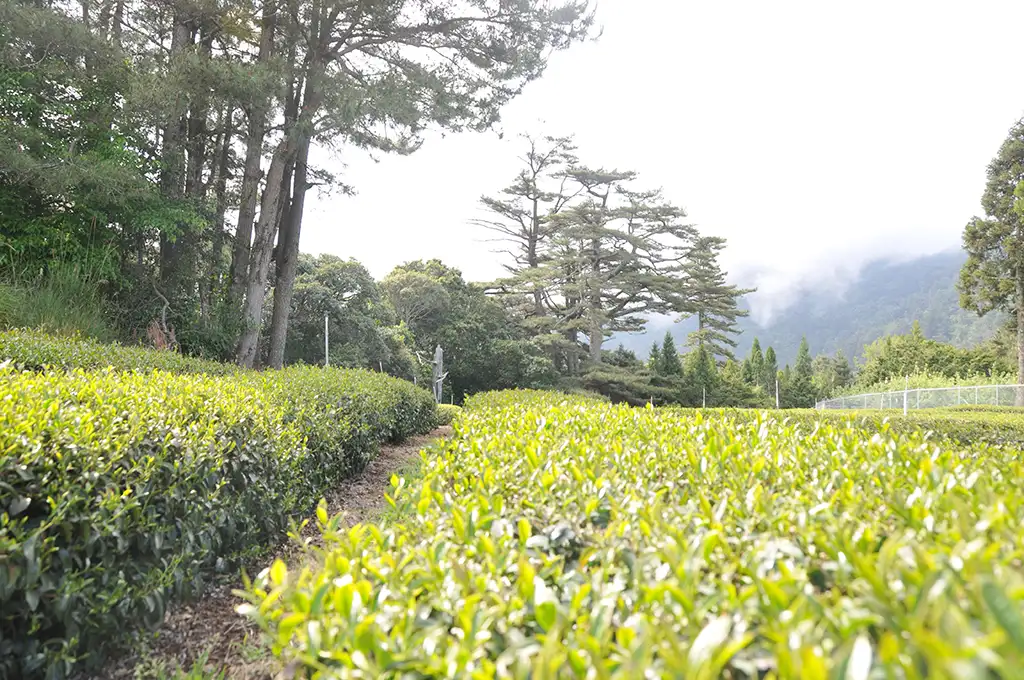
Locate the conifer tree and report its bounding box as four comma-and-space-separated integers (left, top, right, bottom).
679, 236, 754, 361
684, 345, 718, 405
659, 331, 684, 377
959, 117, 1024, 403
762, 346, 779, 394
747, 339, 765, 387
648, 343, 662, 374
790, 337, 816, 407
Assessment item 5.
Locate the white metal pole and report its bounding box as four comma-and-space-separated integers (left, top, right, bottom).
324, 314, 329, 367
903, 376, 908, 416
975, 385, 979, 405
775, 378, 780, 409
997, 384, 1000, 405
702, 387, 706, 408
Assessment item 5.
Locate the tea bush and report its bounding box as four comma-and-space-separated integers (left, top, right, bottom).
242, 393, 1024, 678
0, 328, 235, 375
435, 404, 462, 425
0, 363, 436, 679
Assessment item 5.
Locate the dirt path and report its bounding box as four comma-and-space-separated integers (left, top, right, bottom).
91, 427, 450, 680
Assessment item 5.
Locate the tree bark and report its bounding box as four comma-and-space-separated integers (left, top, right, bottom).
235, 139, 295, 367
227, 2, 278, 310
266, 134, 311, 368
201, 105, 234, 322
157, 14, 192, 309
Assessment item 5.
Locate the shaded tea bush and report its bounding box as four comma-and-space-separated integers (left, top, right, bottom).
0, 359, 435, 678
0, 328, 235, 375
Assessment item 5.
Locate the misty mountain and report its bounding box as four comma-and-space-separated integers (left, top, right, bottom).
615, 250, 1005, 366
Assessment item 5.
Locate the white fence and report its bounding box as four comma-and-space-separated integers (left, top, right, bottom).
815, 384, 1024, 412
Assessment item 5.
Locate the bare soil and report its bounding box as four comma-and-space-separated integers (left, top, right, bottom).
89, 427, 450, 680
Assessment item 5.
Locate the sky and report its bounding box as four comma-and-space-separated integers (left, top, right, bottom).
301, 0, 1024, 324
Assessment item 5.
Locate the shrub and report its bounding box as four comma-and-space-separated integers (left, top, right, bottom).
0, 328, 234, 375
0, 368, 302, 678
241, 394, 1024, 677
249, 366, 437, 482
0, 363, 436, 678
435, 403, 462, 425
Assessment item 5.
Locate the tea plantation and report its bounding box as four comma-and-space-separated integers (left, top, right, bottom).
0, 331, 438, 679
241, 390, 1024, 678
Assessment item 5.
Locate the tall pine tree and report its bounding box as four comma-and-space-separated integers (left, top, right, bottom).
659, 331, 683, 377
790, 337, 816, 407
746, 339, 765, 388
679, 236, 754, 362
762, 346, 779, 395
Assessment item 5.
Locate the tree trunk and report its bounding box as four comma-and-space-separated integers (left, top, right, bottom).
589, 319, 603, 363
1017, 267, 1024, 406
157, 15, 192, 311
266, 135, 311, 368
202, 105, 234, 322
227, 2, 278, 310
235, 139, 294, 367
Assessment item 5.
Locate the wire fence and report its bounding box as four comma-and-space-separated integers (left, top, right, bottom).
815, 384, 1024, 411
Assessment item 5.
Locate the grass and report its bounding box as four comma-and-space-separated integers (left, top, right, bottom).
0, 259, 114, 340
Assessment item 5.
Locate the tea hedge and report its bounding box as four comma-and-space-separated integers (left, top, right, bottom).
0, 364, 436, 679
242, 393, 1024, 678
435, 404, 462, 426
0, 328, 236, 375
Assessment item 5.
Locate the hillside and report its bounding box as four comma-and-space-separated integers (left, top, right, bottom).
617, 250, 1006, 365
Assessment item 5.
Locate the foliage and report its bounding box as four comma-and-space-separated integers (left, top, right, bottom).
811, 350, 853, 399
0, 328, 236, 375
579, 363, 675, 406
384, 260, 557, 401
242, 392, 1024, 678
657, 331, 683, 377
479, 137, 753, 372
0, 335, 435, 679
0, 259, 114, 341
680, 236, 753, 362
435, 404, 463, 426
857, 321, 1012, 388
959, 116, 1024, 391
286, 255, 416, 378
840, 370, 1019, 396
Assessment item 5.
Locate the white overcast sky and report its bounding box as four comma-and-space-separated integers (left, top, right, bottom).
301, 0, 1024, 321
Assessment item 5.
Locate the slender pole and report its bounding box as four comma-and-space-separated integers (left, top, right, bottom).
324, 313, 329, 367
702, 387, 706, 408
775, 378, 780, 409
903, 376, 908, 416
975, 385, 979, 405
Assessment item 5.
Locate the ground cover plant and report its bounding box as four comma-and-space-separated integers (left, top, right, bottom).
242, 390, 1024, 678
0, 338, 437, 679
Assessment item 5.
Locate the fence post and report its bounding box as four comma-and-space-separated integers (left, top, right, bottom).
324, 314, 329, 367
775, 379, 780, 409
903, 377, 908, 416
975, 386, 979, 405
997, 385, 1000, 405
916, 389, 920, 409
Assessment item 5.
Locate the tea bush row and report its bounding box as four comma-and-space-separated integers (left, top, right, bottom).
242, 392, 1024, 678
0, 328, 236, 375
0, 364, 436, 679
